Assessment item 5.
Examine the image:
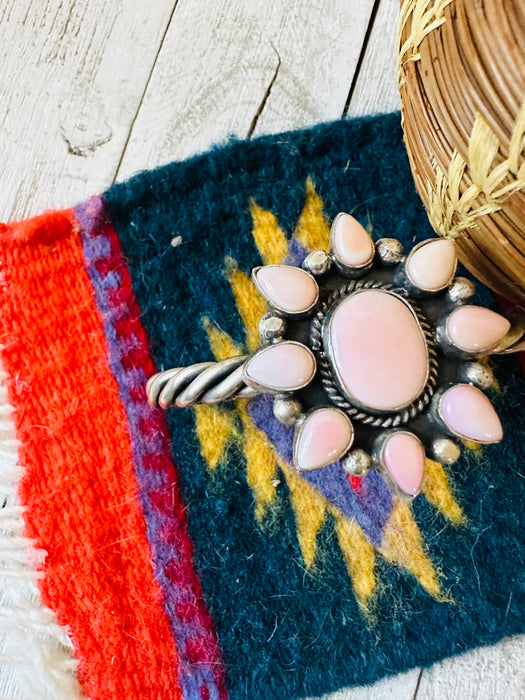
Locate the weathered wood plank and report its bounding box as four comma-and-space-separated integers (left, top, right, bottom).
304, 669, 421, 700
346, 0, 401, 117
416, 635, 525, 699
116, 0, 377, 179
0, 0, 176, 222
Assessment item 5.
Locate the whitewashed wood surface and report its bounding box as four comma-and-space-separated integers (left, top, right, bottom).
0, 0, 523, 698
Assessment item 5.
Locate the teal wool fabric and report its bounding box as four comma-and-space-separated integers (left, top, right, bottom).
103, 113, 525, 699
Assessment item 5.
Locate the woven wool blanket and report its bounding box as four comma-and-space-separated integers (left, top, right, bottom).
0, 112, 524, 700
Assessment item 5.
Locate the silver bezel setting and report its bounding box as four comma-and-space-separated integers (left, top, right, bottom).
147, 214, 515, 493
252, 265, 319, 318
293, 406, 355, 471
242, 341, 317, 394
372, 429, 425, 499
310, 279, 438, 428
430, 383, 497, 445
402, 238, 458, 297
330, 213, 375, 278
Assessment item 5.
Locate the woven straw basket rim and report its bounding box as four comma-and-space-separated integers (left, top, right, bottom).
399, 0, 525, 306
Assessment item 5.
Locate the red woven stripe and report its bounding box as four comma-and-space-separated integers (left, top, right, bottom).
0, 211, 182, 700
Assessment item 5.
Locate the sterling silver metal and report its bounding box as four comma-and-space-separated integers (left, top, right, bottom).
460, 361, 495, 389
258, 312, 286, 343
310, 279, 438, 428
147, 356, 257, 409
273, 396, 303, 425
431, 437, 461, 464
375, 238, 404, 266
447, 277, 476, 304
146, 214, 523, 498
302, 249, 332, 276
342, 449, 371, 476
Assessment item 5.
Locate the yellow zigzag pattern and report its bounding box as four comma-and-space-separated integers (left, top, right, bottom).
194, 178, 464, 611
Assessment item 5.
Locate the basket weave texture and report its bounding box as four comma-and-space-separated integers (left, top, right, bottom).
399, 0, 525, 306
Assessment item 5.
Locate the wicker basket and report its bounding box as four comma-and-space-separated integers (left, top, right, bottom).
399, 0, 525, 306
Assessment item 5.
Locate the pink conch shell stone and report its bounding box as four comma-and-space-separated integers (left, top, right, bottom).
328, 290, 428, 411
407, 239, 457, 291
295, 407, 354, 471
440, 384, 503, 443
447, 306, 510, 353
254, 265, 318, 314
244, 342, 316, 392
331, 213, 374, 267
383, 432, 425, 496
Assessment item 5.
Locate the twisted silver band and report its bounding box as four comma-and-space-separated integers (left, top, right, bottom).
147, 355, 258, 409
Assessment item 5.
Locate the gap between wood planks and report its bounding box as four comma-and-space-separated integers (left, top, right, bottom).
246, 41, 281, 138
412, 669, 423, 700
342, 0, 382, 116
113, 0, 182, 181
113, 0, 378, 182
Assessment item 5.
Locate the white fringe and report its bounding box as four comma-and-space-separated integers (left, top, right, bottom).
0, 366, 85, 700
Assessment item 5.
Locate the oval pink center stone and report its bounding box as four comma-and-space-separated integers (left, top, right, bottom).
254, 265, 318, 314
383, 432, 425, 496
440, 384, 503, 443
447, 305, 510, 352
244, 342, 316, 392
295, 407, 354, 471
328, 289, 429, 411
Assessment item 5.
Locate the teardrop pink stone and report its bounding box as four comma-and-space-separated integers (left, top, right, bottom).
254, 265, 318, 314
244, 342, 316, 392
447, 306, 510, 352
383, 432, 425, 496
440, 384, 503, 443
407, 239, 456, 291
295, 407, 354, 471
331, 213, 374, 267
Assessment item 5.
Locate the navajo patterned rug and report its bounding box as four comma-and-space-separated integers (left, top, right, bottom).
0, 113, 524, 700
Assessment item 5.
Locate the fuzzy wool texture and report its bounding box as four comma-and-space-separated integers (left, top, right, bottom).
0, 366, 84, 700
104, 113, 525, 700
0, 211, 184, 700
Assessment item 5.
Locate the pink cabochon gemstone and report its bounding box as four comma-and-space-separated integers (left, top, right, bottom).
329, 289, 428, 411
447, 306, 510, 353
254, 265, 318, 314
295, 407, 354, 471
383, 432, 425, 496
331, 213, 374, 267
407, 239, 457, 291
440, 384, 503, 443
244, 342, 316, 392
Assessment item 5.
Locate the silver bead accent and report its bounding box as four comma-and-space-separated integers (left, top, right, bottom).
375, 238, 404, 265
462, 361, 495, 389
448, 277, 476, 303
431, 437, 461, 464
342, 449, 371, 476
302, 249, 332, 276
259, 312, 286, 343
273, 397, 303, 425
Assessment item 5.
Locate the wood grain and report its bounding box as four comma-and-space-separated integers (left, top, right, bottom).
346, 0, 401, 117
0, 0, 176, 221
417, 635, 525, 699
116, 0, 377, 179
305, 669, 421, 700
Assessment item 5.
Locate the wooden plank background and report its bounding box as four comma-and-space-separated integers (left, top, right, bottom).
0, 0, 523, 697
